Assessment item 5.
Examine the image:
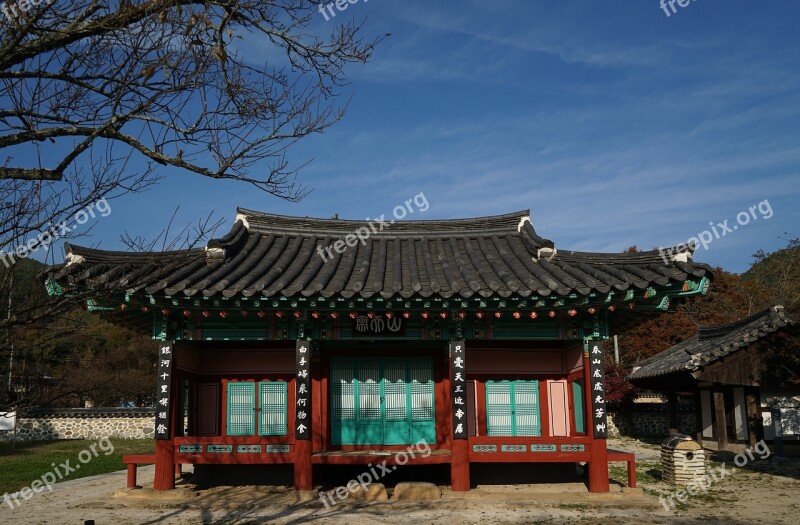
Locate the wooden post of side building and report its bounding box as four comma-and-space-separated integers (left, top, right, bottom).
745, 390, 762, 446
667, 391, 679, 436
694, 389, 704, 442
583, 348, 609, 493
713, 390, 728, 451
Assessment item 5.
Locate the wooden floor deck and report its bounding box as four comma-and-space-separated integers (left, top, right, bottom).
311, 448, 451, 464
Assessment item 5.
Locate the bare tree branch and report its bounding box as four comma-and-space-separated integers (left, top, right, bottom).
0, 0, 380, 199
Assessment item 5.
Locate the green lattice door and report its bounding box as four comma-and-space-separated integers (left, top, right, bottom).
330, 357, 435, 445
486, 380, 541, 437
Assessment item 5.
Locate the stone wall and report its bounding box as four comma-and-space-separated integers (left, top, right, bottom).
607, 404, 696, 438
0, 408, 155, 441
1, 405, 695, 442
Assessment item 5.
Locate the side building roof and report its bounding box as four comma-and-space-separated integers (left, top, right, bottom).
628, 305, 796, 388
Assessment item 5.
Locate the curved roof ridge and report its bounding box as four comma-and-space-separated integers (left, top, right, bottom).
236, 208, 533, 237
697, 304, 791, 340
65, 242, 204, 261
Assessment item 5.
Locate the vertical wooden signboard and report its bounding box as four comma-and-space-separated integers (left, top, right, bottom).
295, 341, 311, 440
588, 341, 608, 439
154, 342, 174, 440
451, 340, 467, 439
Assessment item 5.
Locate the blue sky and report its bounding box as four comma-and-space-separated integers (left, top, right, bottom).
51, 0, 800, 272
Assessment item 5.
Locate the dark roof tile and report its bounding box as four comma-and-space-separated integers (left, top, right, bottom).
51, 209, 713, 301
628, 305, 796, 382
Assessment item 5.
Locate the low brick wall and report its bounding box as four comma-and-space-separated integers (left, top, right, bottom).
607, 404, 696, 438
0, 408, 155, 441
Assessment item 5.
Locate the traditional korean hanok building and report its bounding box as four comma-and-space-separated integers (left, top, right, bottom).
628, 305, 799, 453
46, 209, 713, 493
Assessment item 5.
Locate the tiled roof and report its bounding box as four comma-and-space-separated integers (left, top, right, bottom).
628, 305, 796, 382
24, 407, 155, 418
49, 208, 712, 301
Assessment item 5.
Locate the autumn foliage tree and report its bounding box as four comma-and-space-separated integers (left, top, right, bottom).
603, 240, 797, 401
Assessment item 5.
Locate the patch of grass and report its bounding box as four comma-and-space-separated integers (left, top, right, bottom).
609, 461, 662, 485
0, 439, 154, 494
558, 503, 589, 510
688, 491, 737, 505
608, 465, 628, 481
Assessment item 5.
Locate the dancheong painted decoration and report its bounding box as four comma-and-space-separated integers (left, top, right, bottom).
46, 208, 713, 493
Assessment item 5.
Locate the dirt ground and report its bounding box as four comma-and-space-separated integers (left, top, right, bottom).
1, 437, 798, 524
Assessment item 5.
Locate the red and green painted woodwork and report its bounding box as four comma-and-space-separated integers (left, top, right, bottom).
153, 341, 178, 491
583, 340, 610, 493
450, 340, 469, 491
62, 276, 711, 343
294, 340, 313, 491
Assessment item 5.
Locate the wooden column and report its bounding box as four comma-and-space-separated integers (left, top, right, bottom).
294, 340, 313, 491
694, 390, 704, 442
745, 390, 761, 446
713, 390, 728, 450
449, 340, 470, 491
771, 407, 785, 457
584, 343, 609, 493
311, 346, 324, 452
294, 440, 313, 490
667, 391, 679, 437
154, 343, 177, 491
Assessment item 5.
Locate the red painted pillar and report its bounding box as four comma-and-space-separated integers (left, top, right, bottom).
451, 439, 470, 491
294, 440, 313, 490
154, 349, 177, 491
294, 340, 313, 491
154, 440, 176, 491
583, 348, 609, 493
449, 340, 470, 491
126, 463, 137, 489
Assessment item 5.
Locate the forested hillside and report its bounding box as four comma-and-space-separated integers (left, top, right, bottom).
1, 259, 157, 409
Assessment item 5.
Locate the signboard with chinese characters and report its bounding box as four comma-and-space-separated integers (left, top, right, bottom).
154, 342, 174, 440
450, 340, 467, 440
295, 340, 311, 440
351, 313, 405, 336
588, 341, 608, 439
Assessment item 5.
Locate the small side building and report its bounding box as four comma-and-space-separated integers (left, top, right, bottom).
629, 305, 799, 452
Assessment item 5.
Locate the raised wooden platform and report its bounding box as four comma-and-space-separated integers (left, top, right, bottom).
312, 449, 451, 465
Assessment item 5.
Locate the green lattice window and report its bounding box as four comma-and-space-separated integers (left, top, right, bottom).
259, 382, 287, 435
226, 381, 287, 436
486, 380, 541, 437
